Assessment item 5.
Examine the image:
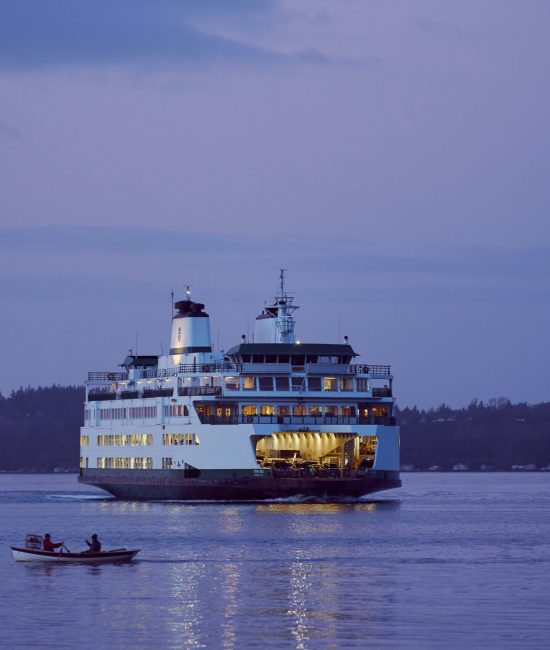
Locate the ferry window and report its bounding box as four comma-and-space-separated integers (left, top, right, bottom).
242, 405, 258, 416
323, 377, 337, 391
252, 354, 264, 363
242, 354, 252, 362
318, 356, 330, 363
309, 406, 322, 417
195, 405, 213, 417
291, 355, 305, 365
372, 407, 388, 417
307, 377, 321, 391
265, 355, 277, 363
184, 405, 189, 416
277, 406, 290, 416
339, 377, 354, 391
243, 376, 256, 391
259, 377, 273, 391
275, 377, 289, 391
356, 379, 368, 391
278, 355, 290, 363
325, 406, 338, 417
341, 406, 356, 417
291, 377, 304, 392
260, 405, 274, 416
293, 405, 306, 416
225, 377, 240, 391
306, 355, 317, 364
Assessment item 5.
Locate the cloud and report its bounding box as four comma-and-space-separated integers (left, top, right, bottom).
1, 226, 549, 288
0, 0, 323, 71
0, 225, 240, 254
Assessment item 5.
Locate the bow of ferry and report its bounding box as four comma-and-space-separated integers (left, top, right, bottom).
79, 273, 401, 500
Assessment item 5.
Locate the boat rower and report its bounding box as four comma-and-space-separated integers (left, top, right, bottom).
85, 534, 101, 553
43, 533, 64, 552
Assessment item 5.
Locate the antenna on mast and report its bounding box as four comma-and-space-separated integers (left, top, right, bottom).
186, 285, 191, 300
279, 268, 287, 300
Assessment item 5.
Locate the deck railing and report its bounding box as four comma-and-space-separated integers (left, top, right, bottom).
87, 362, 391, 382
348, 364, 391, 375
196, 414, 396, 427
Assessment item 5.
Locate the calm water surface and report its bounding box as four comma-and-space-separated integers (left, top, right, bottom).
0, 473, 548, 649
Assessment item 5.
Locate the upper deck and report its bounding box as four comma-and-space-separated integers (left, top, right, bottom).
85, 357, 393, 403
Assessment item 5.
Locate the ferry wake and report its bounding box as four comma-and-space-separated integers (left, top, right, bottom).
79, 272, 401, 500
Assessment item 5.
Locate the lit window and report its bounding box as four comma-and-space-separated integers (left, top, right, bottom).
323, 377, 337, 391
243, 376, 256, 391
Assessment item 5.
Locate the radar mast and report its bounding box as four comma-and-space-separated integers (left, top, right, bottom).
274, 268, 298, 343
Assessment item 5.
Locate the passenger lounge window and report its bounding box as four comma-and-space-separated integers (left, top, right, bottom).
258, 377, 273, 391
307, 377, 321, 391
243, 376, 256, 391
323, 377, 337, 391
339, 377, 353, 391
275, 377, 289, 391
341, 406, 356, 417
225, 377, 240, 391
291, 377, 304, 391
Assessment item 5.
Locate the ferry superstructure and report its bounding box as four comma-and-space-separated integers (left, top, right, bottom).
79, 273, 401, 500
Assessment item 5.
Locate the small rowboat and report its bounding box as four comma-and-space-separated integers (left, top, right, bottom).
10, 546, 139, 563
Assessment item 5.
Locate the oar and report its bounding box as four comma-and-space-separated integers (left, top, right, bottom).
62, 544, 71, 553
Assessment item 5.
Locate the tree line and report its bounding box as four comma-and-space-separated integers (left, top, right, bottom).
0, 386, 548, 471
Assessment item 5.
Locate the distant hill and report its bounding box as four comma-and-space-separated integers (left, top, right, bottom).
0, 387, 549, 471
399, 400, 550, 470
0, 386, 84, 471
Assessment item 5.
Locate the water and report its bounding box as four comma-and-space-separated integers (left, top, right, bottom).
0, 473, 548, 649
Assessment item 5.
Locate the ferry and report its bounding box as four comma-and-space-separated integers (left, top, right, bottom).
79, 272, 401, 500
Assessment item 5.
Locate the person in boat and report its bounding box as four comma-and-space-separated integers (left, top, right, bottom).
85, 533, 101, 553
43, 533, 64, 552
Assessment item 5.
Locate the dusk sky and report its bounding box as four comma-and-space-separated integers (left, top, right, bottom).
1, 0, 549, 407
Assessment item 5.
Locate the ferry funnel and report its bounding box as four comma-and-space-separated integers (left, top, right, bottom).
170, 294, 212, 364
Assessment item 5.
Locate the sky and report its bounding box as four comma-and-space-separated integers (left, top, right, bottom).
0, 0, 549, 408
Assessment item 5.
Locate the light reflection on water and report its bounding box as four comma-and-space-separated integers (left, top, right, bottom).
1, 473, 549, 649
